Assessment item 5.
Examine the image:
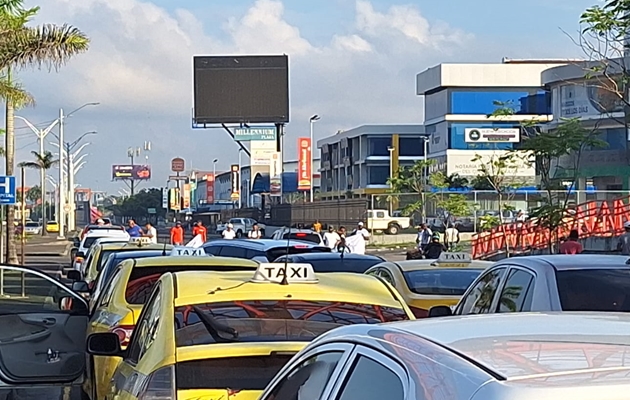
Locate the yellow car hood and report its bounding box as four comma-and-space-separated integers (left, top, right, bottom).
178, 389, 260, 400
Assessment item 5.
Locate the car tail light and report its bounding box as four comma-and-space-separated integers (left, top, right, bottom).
294, 245, 308, 248
136, 365, 175, 400
296, 233, 307, 237
75, 256, 84, 263
111, 324, 134, 346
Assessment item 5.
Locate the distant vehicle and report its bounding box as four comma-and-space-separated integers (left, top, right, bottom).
203, 239, 330, 262
366, 209, 411, 235
46, 220, 60, 233
73, 230, 130, 273
270, 228, 324, 245
23, 221, 42, 235
216, 218, 266, 237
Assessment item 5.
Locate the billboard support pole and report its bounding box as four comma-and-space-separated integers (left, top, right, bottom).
221, 124, 251, 157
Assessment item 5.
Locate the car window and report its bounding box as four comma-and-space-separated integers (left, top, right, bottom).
285, 232, 321, 244
81, 237, 100, 249
337, 356, 404, 400
204, 245, 222, 256
375, 268, 395, 285
219, 245, 246, 258
556, 269, 630, 312
403, 268, 483, 296
497, 268, 535, 313
98, 267, 123, 308
458, 268, 506, 315
265, 246, 331, 261
305, 258, 381, 274
376, 211, 385, 218
265, 352, 343, 400
246, 249, 266, 259
0, 267, 79, 313
126, 284, 161, 363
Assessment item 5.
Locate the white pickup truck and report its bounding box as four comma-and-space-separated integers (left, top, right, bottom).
366, 209, 412, 235
216, 218, 266, 238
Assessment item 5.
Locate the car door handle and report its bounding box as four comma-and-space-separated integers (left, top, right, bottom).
40, 318, 56, 325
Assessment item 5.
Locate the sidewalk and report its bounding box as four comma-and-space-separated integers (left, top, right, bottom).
19, 236, 72, 257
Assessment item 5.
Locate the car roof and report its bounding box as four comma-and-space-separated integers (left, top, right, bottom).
495, 254, 630, 271
286, 252, 383, 261
379, 259, 492, 272
98, 242, 173, 251
85, 229, 129, 238
131, 255, 259, 268
112, 250, 166, 260
172, 270, 404, 308
84, 225, 123, 230
319, 312, 630, 381
206, 239, 326, 250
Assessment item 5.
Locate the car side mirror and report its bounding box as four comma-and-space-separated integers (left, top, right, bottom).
72, 238, 80, 247
428, 305, 453, 318
72, 281, 89, 293
67, 270, 82, 282
87, 332, 124, 357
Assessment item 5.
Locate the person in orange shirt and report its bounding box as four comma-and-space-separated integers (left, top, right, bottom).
196, 221, 207, 243
170, 221, 185, 245
192, 221, 200, 237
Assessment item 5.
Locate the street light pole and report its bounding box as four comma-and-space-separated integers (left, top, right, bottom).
212, 159, 218, 205
309, 115, 320, 202
387, 146, 395, 214
238, 149, 242, 209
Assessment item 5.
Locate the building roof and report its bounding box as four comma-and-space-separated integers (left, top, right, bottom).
542, 57, 630, 85
317, 124, 425, 148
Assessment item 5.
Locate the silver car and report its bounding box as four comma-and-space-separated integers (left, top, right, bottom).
258, 312, 630, 400
23, 221, 42, 235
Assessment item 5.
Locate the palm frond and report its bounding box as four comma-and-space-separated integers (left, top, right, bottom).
0, 24, 89, 71
18, 161, 39, 169
0, 74, 33, 106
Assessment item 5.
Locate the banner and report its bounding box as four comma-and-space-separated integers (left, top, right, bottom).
251, 140, 276, 166
169, 188, 180, 210
206, 174, 215, 204
161, 187, 168, 209
112, 165, 152, 180
269, 152, 282, 197
182, 184, 191, 209
298, 137, 311, 191
185, 234, 204, 248
230, 164, 240, 201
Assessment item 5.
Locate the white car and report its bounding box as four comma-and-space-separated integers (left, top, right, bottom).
271, 228, 325, 245
73, 229, 130, 273
23, 221, 42, 235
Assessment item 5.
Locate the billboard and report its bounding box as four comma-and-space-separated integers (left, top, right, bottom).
206, 174, 215, 204
193, 55, 289, 124
230, 165, 240, 201
182, 184, 191, 209
298, 138, 311, 191
465, 128, 520, 143
269, 152, 282, 197
251, 140, 276, 166
171, 157, 185, 172
169, 188, 180, 210
112, 165, 151, 180
161, 187, 168, 209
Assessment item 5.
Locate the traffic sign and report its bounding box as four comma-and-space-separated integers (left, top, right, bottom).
0, 176, 17, 205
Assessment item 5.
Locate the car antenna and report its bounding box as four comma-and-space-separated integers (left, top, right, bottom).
161, 241, 168, 256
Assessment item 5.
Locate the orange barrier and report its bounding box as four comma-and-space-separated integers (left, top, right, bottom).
471, 197, 630, 259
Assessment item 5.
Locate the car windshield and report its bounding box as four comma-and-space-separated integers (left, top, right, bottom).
556, 269, 630, 311
81, 237, 100, 249
175, 300, 409, 346
25, 222, 39, 227
266, 245, 330, 261
403, 268, 484, 295
285, 232, 321, 244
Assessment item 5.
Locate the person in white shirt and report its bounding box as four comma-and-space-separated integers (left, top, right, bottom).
444, 223, 460, 250
248, 223, 262, 239
144, 222, 158, 244
222, 223, 237, 239
349, 222, 370, 255
323, 226, 340, 249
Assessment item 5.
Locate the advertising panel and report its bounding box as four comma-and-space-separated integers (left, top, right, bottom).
298, 137, 311, 191
112, 165, 152, 180
234, 127, 276, 141
161, 187, 168, 209
206, 174, 215, 204
169, 188, 180, 210
559, 82, 624, 118
230, 164, 240, 200
446, 150, 535, 177
171, 157, 185, 172
464, 128, 520, 143
251, 140, 276, 166
182, 184, 191, 209
269, 152, 282, 197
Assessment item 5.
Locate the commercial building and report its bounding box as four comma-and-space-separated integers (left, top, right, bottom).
317, 125, 426, 199
416, 59, 569, 183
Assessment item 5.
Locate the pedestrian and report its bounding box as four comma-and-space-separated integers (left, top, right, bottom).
323, 225, 340, 250
424, 233, 447, 259
349, 222, 370, 255
559, 229, 583, 254
444, 223, 460, 250
416, 223, 433, 251
126, 219, 143, 238
248, 223, 263, 239
617, 221, 630, 255
313, 219, 322, 233
170, 221, 185, 245
222, 223, 237, 239
144, 222, 158, 244
335, 226, 347, 252
196, 221, 207, 242
192, 221, 200, 236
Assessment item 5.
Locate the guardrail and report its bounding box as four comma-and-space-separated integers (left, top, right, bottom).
472, 197, 630, 259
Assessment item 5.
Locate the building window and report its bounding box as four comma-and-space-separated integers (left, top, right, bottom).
368, 166, 389, 185
368, 137, 391, 156
450, 90, 550, 115
399, 138, 425, 156
598, 127, 626, 150
449, 122, 519, 150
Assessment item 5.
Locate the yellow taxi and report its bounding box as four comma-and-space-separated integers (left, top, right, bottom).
86, 262, 415, 399
82, 247, 259, 400
365, 252, 493, 318
80, 237, 173, 289
46, 220, 60, 232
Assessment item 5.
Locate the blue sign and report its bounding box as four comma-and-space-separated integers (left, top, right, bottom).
0, 176, 17, 205
234, 127, 276, 141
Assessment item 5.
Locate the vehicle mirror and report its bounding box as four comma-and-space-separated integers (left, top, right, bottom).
67, 270, 81, 282
72, 281, 89, 293
72, 238, 80, 247
428, 305, 453, 318
86, 332, 123, 356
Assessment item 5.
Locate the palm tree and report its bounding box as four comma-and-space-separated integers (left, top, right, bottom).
19, 151, 57, 235
1, 0, 89, 261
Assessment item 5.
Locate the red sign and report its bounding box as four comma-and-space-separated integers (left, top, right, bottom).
298, 137, 311, 191
206, 174, 215, 204
171, 157, 185, 172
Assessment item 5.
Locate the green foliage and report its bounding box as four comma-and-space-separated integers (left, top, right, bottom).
387, 159, 434, 216
108, 189, 165, 219
429, 171, 472, 226
18, 150, 57, 170
25, 184, 39, 202
472, 152, 526, 194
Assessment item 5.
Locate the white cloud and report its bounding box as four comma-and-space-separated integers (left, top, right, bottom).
15, 0, 477, 190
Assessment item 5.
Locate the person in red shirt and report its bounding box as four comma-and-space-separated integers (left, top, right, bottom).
170, 221, 185, 245
196, 221, 207, 243
559, 229, 583, 254
191, 221, 200, 237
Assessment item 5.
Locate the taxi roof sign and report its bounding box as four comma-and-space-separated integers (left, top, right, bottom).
129, 237, 152, 245
252, 263, 318, 284
169, 246, 207, 257
432, 252, 472, 267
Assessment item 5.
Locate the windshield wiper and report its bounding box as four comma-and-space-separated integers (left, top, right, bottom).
192, 306, 239, 343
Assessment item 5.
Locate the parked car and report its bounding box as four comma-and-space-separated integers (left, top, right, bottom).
23, 221, 42, 235
216, 218, 266, 237
366, 209, 411, 235
271, 228, 324, 245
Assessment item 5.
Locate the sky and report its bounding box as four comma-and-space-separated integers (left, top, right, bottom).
8, 0, 600, 192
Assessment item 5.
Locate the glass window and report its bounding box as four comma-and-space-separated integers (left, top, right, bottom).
99, 268, 123, 308
368, 137, 391, 156
376, 268, 395, 285
376, 211, 385, 218
368, 166, 389, 185
96, 250, 116, 271
0, 267, 73, 313
497, 269, 535, 313
204, 245, 222, 255
285, 232, 322, 244
450, 90, 550, 115
219, 246, 246, 258
81, 237, 100, 249
449, 123, 518, 150
556, 269, 630, 311
403, 268, 483, 296
337, 356, 404, 400
458, 268, 506, 314
399, 138, 424, 156
265, 352, 343, 400
299, 258, 381, 274
175, 300, 409, 347
127, 286, 161, 363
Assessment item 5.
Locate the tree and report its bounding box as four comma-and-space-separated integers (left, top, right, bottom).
387, 159, 434, 219
1, 0, 88, 260
19, 151, 57, 235
108, 189, 165, 220
429, 171, 472, 248
25, 184, 40, 203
